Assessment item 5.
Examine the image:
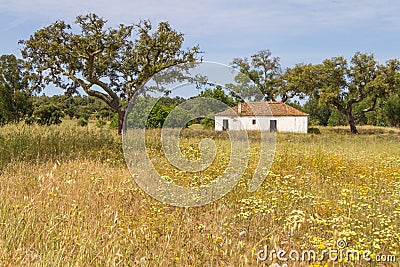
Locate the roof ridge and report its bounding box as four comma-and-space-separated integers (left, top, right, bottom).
215, 101, 308, 116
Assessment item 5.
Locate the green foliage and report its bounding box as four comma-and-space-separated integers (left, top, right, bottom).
32, 104, 63, 125
77, 118, 88, 127
303, 98, 332, 126
200, 118, 215, 129
383, 94, 400, 127
125, 98, 155, 129
79, 113, 90, 121
125, 97, 190, 129
231, 50, 282, 101
109, 113, 118, 129
228, 50, 400, 132
307, 127, 321, 134
30, 95, 115, 123
285, 100, 303, 111
197, 86, 237, 107
20, 13, 201, 133
192, 86, 236, 128
162, 106, 192, 128
99, 109, 114, 120
24, 116, 34, 125
95, 119, 107, 128
64, 107, 77, 120
327, 109, 347, 126
0, 54, 32, 124
276, 63, 314, 102
145, 103, 172, 128
301, 53, 400, 133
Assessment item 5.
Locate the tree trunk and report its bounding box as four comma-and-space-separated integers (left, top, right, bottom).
117, 109, 125, 135
346, 111, 358, 134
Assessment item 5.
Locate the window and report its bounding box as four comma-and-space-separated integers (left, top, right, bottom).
270, 120, 277, 132
222, 119, 229, 130
252, 119, 256, 125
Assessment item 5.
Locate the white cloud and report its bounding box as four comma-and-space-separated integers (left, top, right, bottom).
1, 0, 400, 65
2, 0, 400, 36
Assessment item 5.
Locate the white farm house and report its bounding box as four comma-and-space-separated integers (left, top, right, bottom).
215, 102, 308, 133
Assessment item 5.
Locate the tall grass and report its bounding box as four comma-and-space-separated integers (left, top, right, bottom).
0, 124, 123, 171
0, 124, 399, 266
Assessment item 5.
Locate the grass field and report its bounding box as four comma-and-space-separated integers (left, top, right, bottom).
0, 123, 399, 266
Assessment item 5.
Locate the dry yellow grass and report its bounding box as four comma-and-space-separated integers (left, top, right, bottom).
0, 124, 399, 266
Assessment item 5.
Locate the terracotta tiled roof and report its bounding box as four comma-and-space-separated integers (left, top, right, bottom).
215, 102, 308, 116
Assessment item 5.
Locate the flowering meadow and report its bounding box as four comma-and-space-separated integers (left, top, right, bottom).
0, 124, 399, 266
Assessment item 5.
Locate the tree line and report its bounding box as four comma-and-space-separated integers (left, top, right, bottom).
231, 50, 400, 133
1, 13, 400, 133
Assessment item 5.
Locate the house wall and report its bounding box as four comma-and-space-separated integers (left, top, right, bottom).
215, 116, 308, 133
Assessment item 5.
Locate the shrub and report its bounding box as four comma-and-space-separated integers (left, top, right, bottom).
77, 118, 88, 127
33, 104, 63, 125
96, 119, 106, 128
109, 113, 118, 129
308, 127, 321, 134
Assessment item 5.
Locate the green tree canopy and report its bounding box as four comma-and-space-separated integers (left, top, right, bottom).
276, 63, 315, 102
383, 94, 400, 127
0, 54, 32, 124
32, 104, 63, 126
302, 53, 400, 133
20, 13, 201, 134
197, 85, 237, 107
231, 50, 286, 101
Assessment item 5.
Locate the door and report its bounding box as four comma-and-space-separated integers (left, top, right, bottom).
223, 119, 229, 130
270, 120, 277, 132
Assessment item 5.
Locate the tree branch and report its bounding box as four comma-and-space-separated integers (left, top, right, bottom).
331, 99, 346, 114
62, 70, 118, 110
362, 96, 378, 113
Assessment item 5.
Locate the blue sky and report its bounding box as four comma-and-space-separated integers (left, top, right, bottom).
1, 0, 400, 95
